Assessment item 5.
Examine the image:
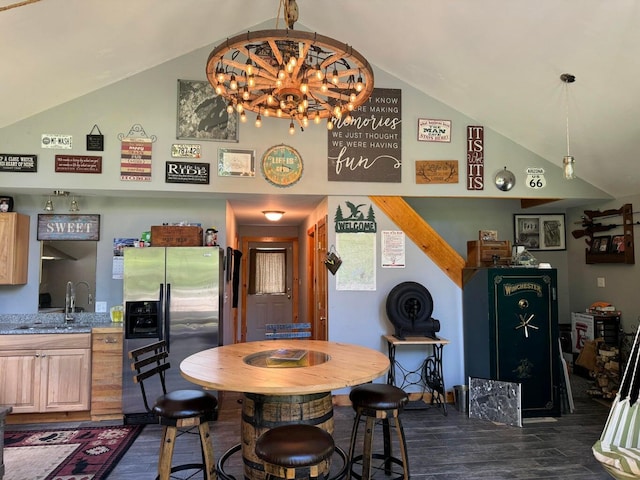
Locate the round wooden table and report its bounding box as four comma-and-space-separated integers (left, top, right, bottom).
180, 339, 390, 480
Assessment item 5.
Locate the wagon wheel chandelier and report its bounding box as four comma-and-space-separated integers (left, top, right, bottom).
205, 0, 374, 134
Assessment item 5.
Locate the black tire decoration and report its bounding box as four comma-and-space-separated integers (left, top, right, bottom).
385, 281, 440, 339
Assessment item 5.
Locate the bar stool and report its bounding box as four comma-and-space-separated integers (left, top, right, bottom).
255, 424, 335, 479
129, 341, 217, 480
347, 384, 409, 480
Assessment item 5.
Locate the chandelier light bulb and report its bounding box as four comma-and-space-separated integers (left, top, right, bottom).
349, 92, 357, 103
245, 61, 254, 76
248, 75, 255, 88
240, 111, 247, 123
278, 67, 286, 80
215, 84, 223, 95
321, 80, 329, 93
289, 120, 295, 135
313, 112, 321, 124
216, 69, 225, 83
236, 103, 244, 113
277, 108, 283, 118
356, 76, 364, 92
327, 119, 334, 130
255, 114, 262, 127
229, 75, 237, 90
267, 94, 275, 105
302, 114, 309, 127
226, 103, 234, 114
242, 87, 250, 100
316, 67, 324, 81
331, 68, 339, 85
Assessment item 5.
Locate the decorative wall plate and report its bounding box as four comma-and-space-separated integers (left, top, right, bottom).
261, 144, 303, 187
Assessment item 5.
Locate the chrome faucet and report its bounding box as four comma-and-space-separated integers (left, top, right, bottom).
75, 281, 93, 308
64, 281, 75, 323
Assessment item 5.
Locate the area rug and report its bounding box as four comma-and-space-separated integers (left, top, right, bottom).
3, 425, 144, 480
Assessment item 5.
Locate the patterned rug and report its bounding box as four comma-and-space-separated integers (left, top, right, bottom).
3, 425, 144, 480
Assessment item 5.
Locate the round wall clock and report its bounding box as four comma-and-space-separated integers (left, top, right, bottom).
261, 144, 303, 187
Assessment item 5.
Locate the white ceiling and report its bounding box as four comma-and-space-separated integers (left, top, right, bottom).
2, 0, 639, 224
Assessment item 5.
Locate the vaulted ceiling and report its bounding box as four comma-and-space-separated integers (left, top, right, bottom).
2, 0, 639, 203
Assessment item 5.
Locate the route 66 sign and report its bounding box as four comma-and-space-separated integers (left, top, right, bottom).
525, 167, 546, 189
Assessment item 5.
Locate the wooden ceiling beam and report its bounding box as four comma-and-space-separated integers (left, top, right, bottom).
370, 196, 465, 288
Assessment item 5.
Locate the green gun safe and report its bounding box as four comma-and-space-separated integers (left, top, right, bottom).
462, 268, 561, 417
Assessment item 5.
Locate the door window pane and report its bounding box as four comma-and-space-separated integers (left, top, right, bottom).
249, 249, 286, 294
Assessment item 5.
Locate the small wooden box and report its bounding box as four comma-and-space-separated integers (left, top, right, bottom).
466, 240, 511, 267
150, 225, 203, 247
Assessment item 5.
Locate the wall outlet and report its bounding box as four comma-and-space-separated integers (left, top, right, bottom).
597, 277, 606, 288
95, 301, 107, 313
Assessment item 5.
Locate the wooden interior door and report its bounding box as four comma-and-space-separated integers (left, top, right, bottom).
241, 236, 298, 342
316, 216, 328, 340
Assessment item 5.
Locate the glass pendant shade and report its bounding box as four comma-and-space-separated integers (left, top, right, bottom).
563, 155, 576, 180
43, 197, 54, 212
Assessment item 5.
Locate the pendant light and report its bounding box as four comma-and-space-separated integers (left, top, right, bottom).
561, 73, 576, 180
43, 196, 54, 212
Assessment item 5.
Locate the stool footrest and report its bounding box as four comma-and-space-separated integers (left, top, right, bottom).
349, 453, 406, 480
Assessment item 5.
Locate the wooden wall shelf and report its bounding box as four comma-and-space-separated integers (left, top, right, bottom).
583, 203, 635, 264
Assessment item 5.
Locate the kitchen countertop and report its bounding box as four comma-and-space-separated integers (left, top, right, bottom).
0, 312, 122, 335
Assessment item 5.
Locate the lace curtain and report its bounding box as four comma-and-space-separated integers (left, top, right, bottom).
254, 250, 286, 294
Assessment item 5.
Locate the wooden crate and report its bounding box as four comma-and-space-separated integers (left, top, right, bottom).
150, 225, 203, 247
466, 240, 511, 267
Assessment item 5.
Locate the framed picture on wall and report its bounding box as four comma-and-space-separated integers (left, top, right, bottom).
0, 196, 13, 212
513, 214, 566, 251
176, 79, 239, 142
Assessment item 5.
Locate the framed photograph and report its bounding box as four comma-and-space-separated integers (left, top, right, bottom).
0, 196, 14, 212
610, 234, 626, 254
590, 237, 602, 254
513, 213, 566, 251
176, 79, 238, 142
479, 229, 498, 241
218, 148, 255, 176
598, 235, 611, 253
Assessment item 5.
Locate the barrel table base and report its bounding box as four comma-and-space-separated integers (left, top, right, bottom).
241, 392, 334, 480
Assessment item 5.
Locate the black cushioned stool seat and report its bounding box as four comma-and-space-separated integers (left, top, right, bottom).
347, 384, 409, 480
255, 424, 335, 479
154, 390, 217, 480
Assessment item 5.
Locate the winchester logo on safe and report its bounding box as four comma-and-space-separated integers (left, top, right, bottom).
37, 214, 101, 241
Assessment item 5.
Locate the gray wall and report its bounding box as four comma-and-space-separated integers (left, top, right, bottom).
0, 36, 633, 394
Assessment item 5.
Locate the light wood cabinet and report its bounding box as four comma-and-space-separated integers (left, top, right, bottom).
0, 334, 91, 414
91, 328, 123, 420
0, 213, 30, 285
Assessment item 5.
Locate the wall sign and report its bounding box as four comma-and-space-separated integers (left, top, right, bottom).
165, 161, 210, 184
120, 137, 152, 182
327, 88, 402, 183
467, 125, 484, 190
171, 144, 201, 158
525, 167, 547, 189
37, 214, 101, 241
41, 134, 72, 149
334, 201, 377, 233
86, 125, 104, 151
417, 118, 451, 142
55, 155, 102, 174
0, 154, 37, 172
415, 160, 458, 184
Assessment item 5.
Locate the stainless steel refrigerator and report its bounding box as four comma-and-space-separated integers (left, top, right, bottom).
121, 246, 223, 424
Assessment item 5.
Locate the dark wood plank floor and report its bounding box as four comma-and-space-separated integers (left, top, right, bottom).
7, 375, 613, 479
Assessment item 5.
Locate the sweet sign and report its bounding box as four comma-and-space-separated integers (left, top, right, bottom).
37, 214, 101, 241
